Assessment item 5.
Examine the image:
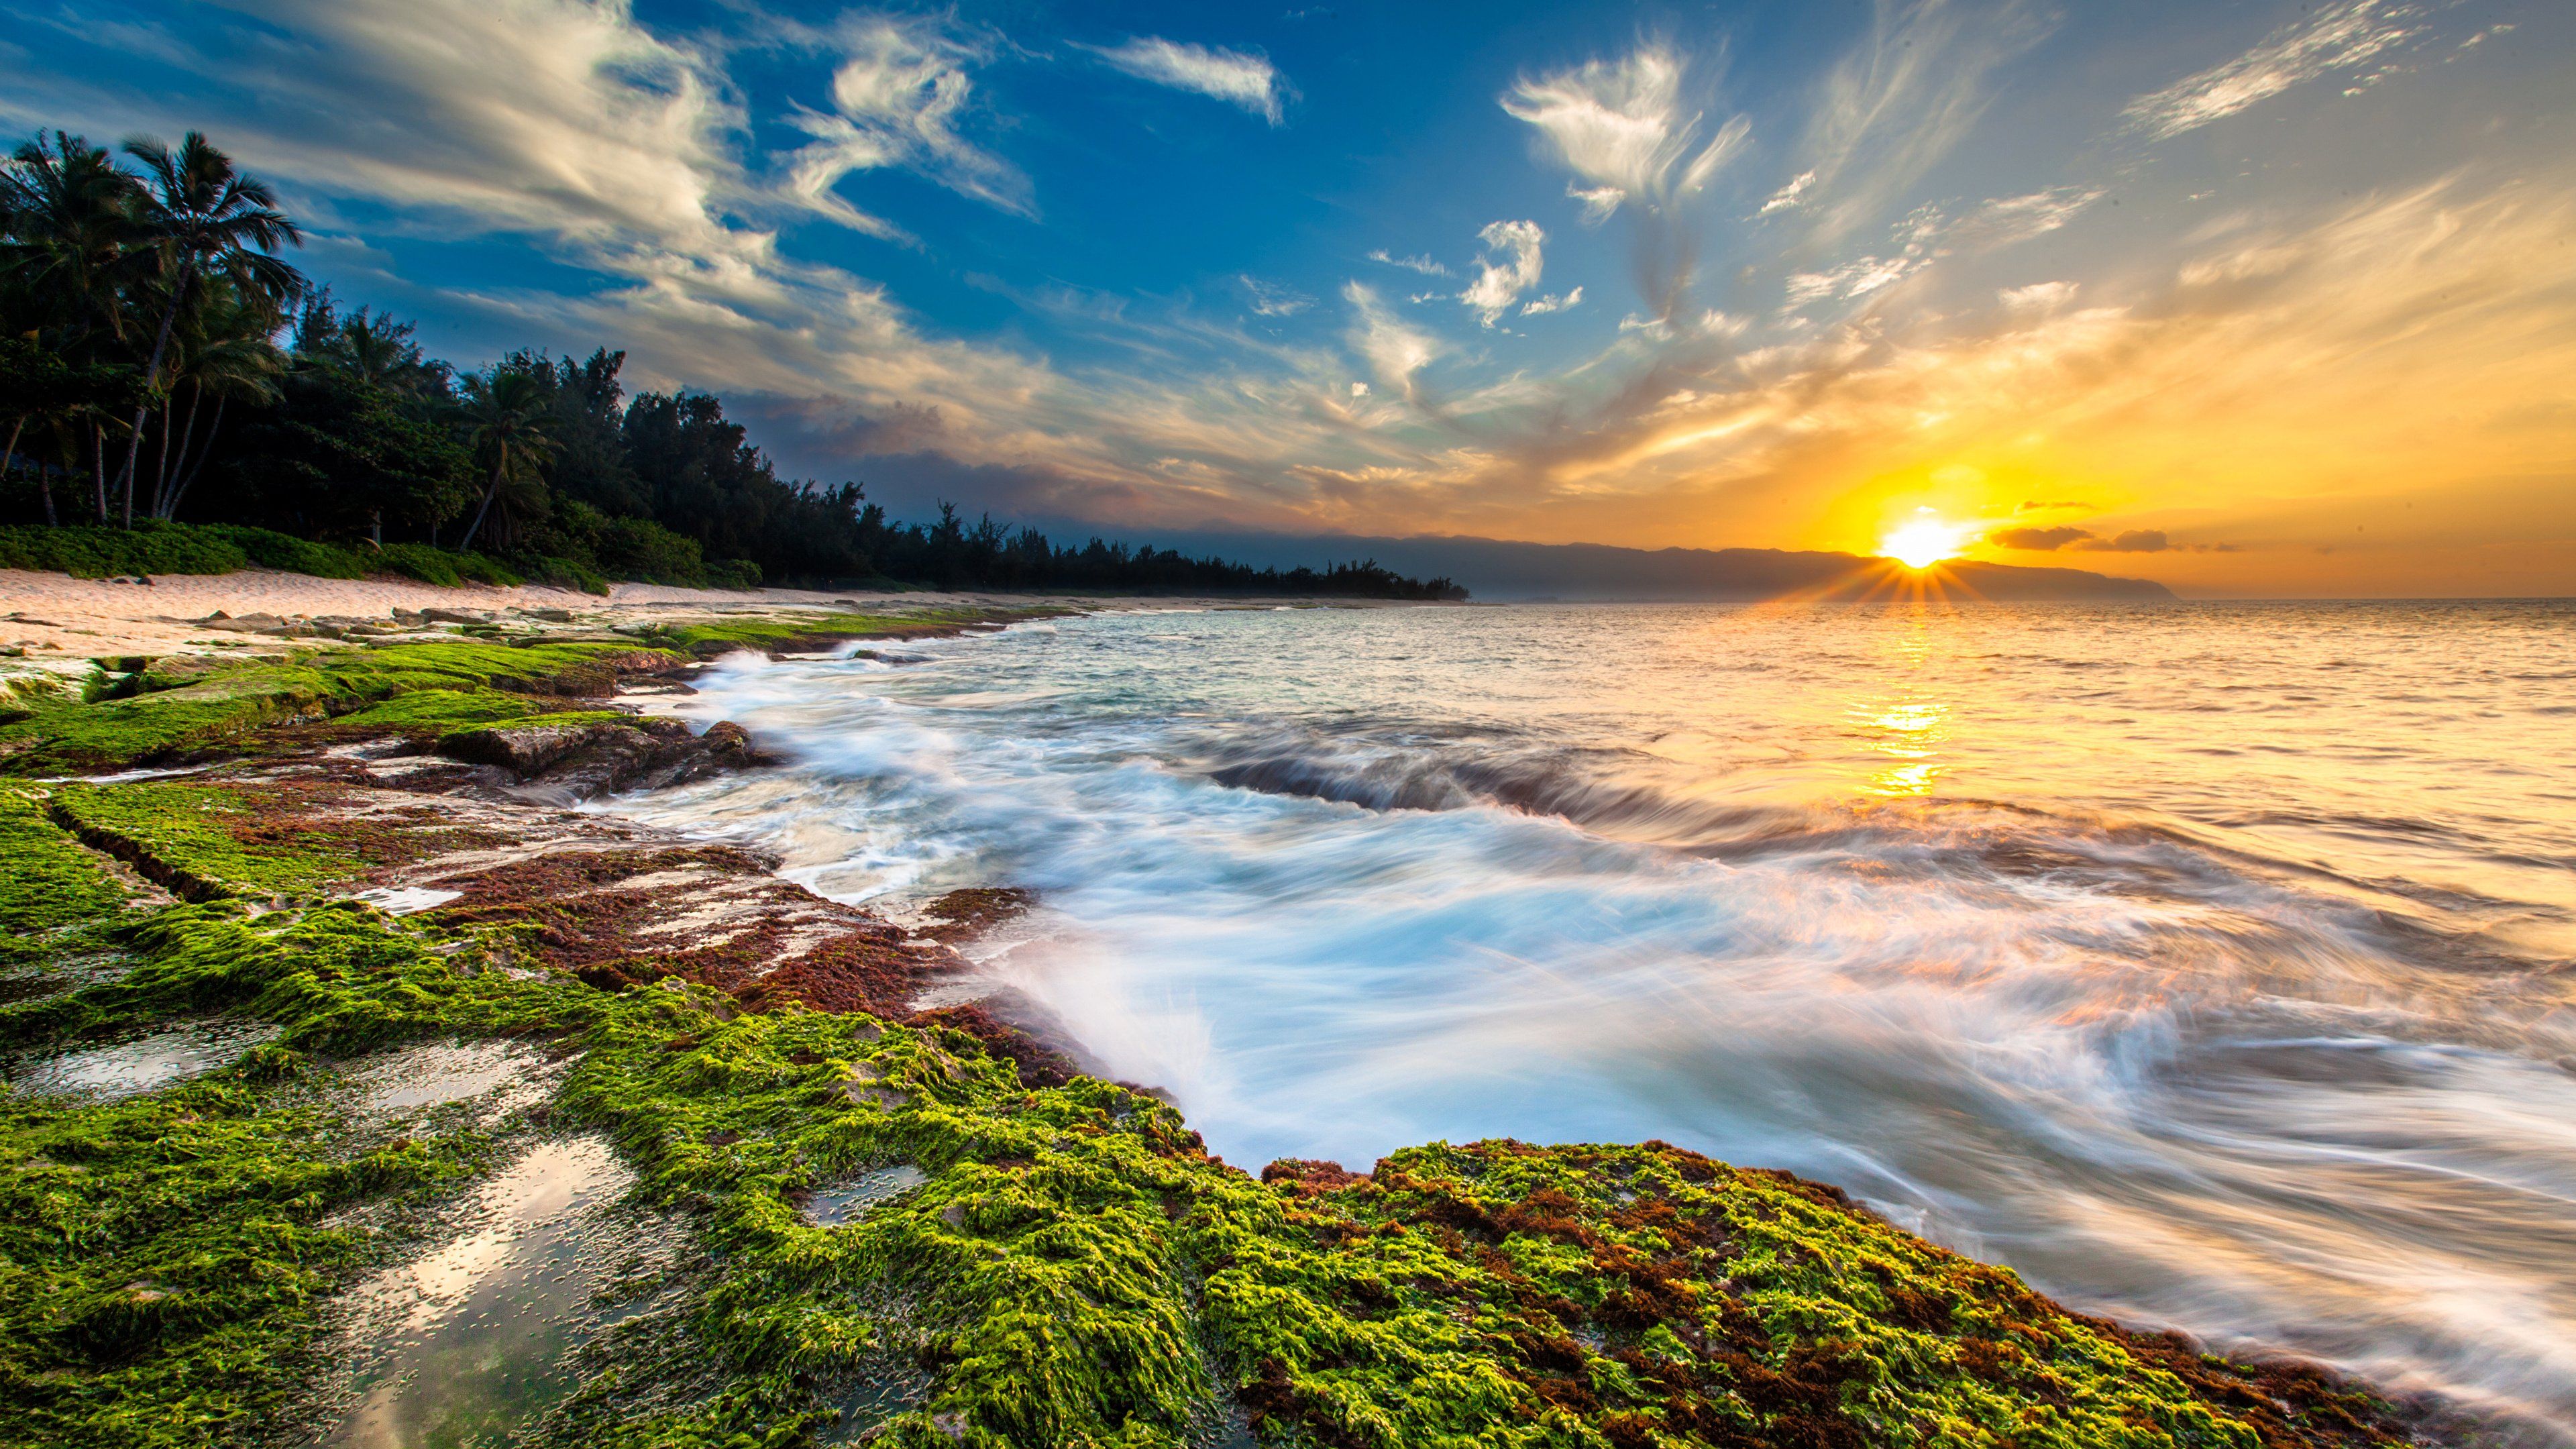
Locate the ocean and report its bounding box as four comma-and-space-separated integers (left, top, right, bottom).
605, 599, 2576, 1441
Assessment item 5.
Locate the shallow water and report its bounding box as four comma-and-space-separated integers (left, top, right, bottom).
804, 1164, 928, 1228
5, 1018, 280, 1101
323, 1135, 654, 1449
610, 600, 2576, 1440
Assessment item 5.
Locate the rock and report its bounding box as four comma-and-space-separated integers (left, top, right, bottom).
437, 716, 777, 798
421, 608, 488, 625
527, 608, 576, 623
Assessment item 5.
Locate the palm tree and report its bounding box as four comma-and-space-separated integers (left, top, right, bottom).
3, 132, 143, 523
330, 308, 433, 394
148, 283, 284, 519
453, 368, 557, 553
0, 131, 140, 344
113, 132, 303, 525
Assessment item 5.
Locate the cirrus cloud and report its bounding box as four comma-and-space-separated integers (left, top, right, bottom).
1085, 36, 1288, 124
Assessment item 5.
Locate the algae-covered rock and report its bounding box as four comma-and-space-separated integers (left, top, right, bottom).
437, 715, 773, 796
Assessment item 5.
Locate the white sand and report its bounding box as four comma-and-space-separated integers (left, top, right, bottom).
0, 567, 1004, 679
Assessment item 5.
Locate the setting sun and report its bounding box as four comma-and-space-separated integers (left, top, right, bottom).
1881, 515, 1966, 570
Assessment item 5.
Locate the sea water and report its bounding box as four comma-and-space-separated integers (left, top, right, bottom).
606, 600, 2576, 1441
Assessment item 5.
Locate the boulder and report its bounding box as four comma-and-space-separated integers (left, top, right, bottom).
437, 716, 775, 798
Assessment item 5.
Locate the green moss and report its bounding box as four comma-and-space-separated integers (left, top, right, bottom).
0, 901, 596, 1055
0, 1077, 494, 1448
1201, 1143, 2400, 1449
635, 606, 1055, 658
42, 784, 364, 900
0, 790, 130, 967
329, 687, 553, 733
0, 640, 681, 773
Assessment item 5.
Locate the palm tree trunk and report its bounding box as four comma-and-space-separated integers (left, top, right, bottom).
156, 382, 203, 519
94, 424, 110, 524
39, 466, 58, 528
149, 400, 174, 523
117, 266, 193, 529
3, 415, 21, 492
164, 395, 227, 521
456, 447, 507, 554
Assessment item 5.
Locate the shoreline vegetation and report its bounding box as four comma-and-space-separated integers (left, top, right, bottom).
2, 126, 1464, 604
0, 598, 2423, 1448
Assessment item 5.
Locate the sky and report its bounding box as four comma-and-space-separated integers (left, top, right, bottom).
7, 0, 2573, 596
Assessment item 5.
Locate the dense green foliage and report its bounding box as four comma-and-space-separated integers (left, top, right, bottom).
3, 124, 1463, 598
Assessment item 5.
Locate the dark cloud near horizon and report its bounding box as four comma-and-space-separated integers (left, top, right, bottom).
1990, 525, 2171, 552
1989, 525, 2243, 555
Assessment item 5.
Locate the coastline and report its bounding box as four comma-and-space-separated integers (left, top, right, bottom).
0, 566, 1424, 680
0, 589, 2422, 1447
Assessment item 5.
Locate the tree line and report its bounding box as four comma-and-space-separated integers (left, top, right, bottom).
0, 127, 1465, 600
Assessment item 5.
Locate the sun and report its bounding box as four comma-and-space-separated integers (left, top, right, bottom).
1880, 515, 1965, 570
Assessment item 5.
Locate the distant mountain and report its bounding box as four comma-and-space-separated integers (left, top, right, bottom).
1118, 532, 2178, 602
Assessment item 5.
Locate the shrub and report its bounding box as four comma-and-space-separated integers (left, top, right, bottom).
705, 557, 763, 591
591, 513, 708, 586
0, 523, 248, 578
371, 541, 462, 586
219, 527, 370, 580
510, 553, 610, 596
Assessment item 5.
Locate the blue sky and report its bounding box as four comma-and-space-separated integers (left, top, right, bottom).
7, 0, 2573, 594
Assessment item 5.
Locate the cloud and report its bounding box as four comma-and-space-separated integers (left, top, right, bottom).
1764, 1, 2052, 243
1964, 185, 2103, 244
1988, 525, 2090, 551
1499, 45, 1748, 211
2123, 0, 2425, 142
1087, 36, 1287, 123
1758, 170, 1815, 216
28, 0, 755, 274
1343, 281, 1438, 401
1461, 219, 1545, 327
1998, 280, 2078, 312
1520, 286, 1583, 317
2078, 529, 2172, 553
1500, 44, 1748, 322
1367, 249, 1450, 276
1782, 204, 1947, 308
1239, 275, 1313, 317
1990, 525, 2220, 555
1567, 184, 1623, 223
785, 13, 1032, 230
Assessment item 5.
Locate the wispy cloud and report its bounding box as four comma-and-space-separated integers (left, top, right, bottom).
1963, 185, 2103, 244
1521, 286, 1582, 317
1368, 249, 1450, 277
2123, 0, 2426, 141
1765, 0, 2051, 241
1500, 43, 1748, 321
1758, 170, 1815, 216
1087, 36, 1287, 123
1343, 281, 1440, 402
1239, 274, 1313, 317
1460, 219, 1545, 327
784, 13, 1032, 233
1500, 45, 1748, 217
1998, 280, 2078, 312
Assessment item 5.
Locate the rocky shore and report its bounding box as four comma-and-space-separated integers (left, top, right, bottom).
0, 600, 2416, 1448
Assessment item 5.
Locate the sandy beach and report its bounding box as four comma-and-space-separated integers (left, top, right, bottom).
0, 568, 1101, 679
